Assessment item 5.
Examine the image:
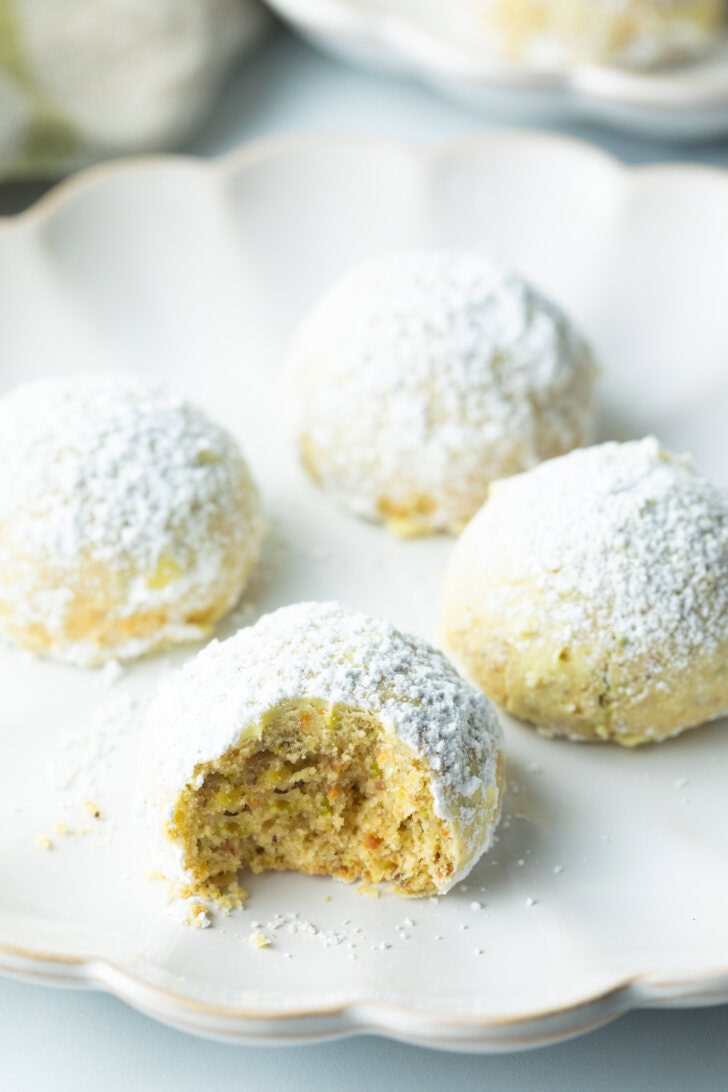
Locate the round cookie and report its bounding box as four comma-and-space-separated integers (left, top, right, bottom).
0, 373, 262, 666
288, 250, 596, 537
140, 601, 504, 899
466, 0, 723, 68
443, 438, 728, 746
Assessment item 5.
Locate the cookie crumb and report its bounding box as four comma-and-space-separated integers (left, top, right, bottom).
175, 878, 248, 913
249, 931, 271, 949
34, 834, 52, 851
217, 881, 249, 914
184, 902, 212, 929
357, 883, 380, 899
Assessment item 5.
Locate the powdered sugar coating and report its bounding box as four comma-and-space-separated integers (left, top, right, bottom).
289, 251, 595, 534
444, 437, 728, 742
141, 601, 504, 892
0, 373, 263, 665
469, 438, 728, 664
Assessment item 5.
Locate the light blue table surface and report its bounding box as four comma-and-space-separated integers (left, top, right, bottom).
1, 27, 727, 1089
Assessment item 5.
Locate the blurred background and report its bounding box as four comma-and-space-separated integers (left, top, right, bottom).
3, 0, 728, 219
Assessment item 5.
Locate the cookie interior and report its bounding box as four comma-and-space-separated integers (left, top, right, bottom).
169, 699, 458, 898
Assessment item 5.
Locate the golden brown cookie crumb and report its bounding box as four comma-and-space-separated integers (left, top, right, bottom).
183, 902, 212, 929
356, 883, 381, 899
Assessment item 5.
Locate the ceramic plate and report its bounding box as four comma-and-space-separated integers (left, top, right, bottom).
1, 133, 728, 1051
267, 0, 728, 141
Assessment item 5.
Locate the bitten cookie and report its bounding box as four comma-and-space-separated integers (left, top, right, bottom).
140, 601, 504, 899
288, 250, 596, 537
0, 373, 262, 665
443, 438, 728, 746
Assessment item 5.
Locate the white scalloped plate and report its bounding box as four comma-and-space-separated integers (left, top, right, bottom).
1, 133, 728, 1051
267, 0, 728, 140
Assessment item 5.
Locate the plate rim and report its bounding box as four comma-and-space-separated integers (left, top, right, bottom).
7, 127, 728, 235
3, 932, 728, 1047
2, 129, 728, 1049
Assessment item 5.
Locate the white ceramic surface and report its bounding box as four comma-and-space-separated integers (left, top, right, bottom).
265, 0, 728, 140
1, 133, 728, 1050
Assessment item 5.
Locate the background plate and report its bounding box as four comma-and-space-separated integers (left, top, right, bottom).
1, 133, 728, 1050
266, 0, 728, 140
